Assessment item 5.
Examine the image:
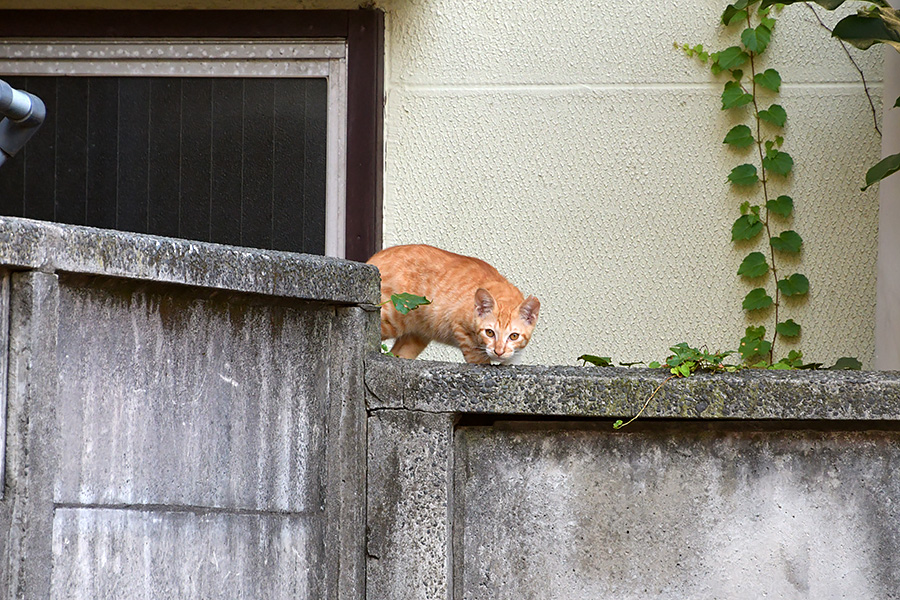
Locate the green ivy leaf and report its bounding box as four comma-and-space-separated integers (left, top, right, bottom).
829, 357, 862, 370
722, 81, 754, 110
895, 94, 900, 109
743, 288, 774, 311
777, 273, 810, 296
732, 214, 764, 241
728, 163, 759, 186
763, 150, 794, 176
390, 293, 431, 314
745, 325, 766, 341
861, 152, 900, 191
722, 1, 749, 26
578, 354, 613, 367
724, 125, 755, 147
742, 26, 772, 54
754, 68, 781, 92
770, 230, 803, 253
760, 0, 855, 10
758, 104, 787, 127
740, 325, 772, 360
761, 16, 777, 31
648, 361, 662, 369
776, 319, 801, 337
737, 251, 769, 278
831, 7, 900, 52
716, 46, 750, 70
766, 195, 794, 217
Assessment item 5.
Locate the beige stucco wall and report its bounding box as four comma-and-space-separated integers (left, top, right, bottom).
380, 0, 883, 368
2, 0, 885, 368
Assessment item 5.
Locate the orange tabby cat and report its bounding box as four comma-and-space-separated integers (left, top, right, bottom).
367, 244, 540, 365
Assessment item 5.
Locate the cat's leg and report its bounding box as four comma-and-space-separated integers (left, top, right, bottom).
390, 334, 430, 359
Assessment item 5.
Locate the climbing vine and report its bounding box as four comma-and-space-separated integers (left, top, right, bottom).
679, 0, 807, 365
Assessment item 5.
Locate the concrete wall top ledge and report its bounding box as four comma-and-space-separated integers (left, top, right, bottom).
0, 216, 380, 304
366, 354, 900, 421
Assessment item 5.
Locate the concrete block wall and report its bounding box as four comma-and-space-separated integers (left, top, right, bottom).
4, 216, 900, 599
366, 356, 900, 599
0, 216, 379, 599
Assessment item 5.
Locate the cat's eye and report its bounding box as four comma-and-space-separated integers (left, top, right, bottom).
485, 329, 495, 338
509, 333, 520, 341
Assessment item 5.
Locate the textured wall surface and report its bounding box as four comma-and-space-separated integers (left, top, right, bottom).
0, 217, 374, 599
0, 0, 885, 367
365, 356, 900, 600
380, 0, 884, 368
456, 424, 900, 599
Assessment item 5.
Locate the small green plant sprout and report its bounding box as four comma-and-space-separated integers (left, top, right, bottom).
378, 293, 429, 356
577, 354, 614, 367
679, 0, 809, 366
612, 344, 742, 430
381, 292, 431, 314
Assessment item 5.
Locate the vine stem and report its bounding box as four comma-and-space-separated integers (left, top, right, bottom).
805, 3, 881, 137
747, 10, 778, 364
613, 375, 676, 430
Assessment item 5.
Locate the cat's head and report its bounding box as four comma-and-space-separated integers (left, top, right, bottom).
474, 288, 540, 365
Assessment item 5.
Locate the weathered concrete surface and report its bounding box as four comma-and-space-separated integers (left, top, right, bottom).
3, 272, 60, 600
456, 422, 900, 600
0, 216, 380, 305
366, 357, 900, 600
367, 409, 455, 600
54, 275, 330, 512
51, 508, 319, 599
366, 354, 900, 419
1, 217, 375, 599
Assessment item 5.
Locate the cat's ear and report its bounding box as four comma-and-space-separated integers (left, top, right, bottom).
519, 296, 540, 326
474, 288, 495, 318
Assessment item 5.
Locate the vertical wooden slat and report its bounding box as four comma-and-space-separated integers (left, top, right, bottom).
116, 78, 150, 233
210, 78, 243, 246
148, 77, 182, 238
272, 78, 306, 253
179, 78, 212, 243
304, 78, 327, 254
22, 77, 56, 222
54, 78, 89, 225
240, 79, 275, 250
86, 77, 118, 230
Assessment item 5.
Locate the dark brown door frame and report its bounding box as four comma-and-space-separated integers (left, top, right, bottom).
0, 9, 383, 262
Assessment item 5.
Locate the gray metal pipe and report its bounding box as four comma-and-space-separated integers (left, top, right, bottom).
0, 79, 46, 169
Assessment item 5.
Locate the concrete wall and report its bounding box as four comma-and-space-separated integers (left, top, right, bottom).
366, 356, 900, 600
3, 217, 900, 599
0, 1, 885, 369
0, 217, 378, 599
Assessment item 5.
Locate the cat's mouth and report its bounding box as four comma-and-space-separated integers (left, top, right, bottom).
486, 348, 517, 365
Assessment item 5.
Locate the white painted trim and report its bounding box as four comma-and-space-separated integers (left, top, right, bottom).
0, 40, 348, 258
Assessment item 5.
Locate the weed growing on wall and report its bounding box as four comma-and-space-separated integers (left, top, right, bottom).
678, 0, 807, 366
378, 293, 430, 356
